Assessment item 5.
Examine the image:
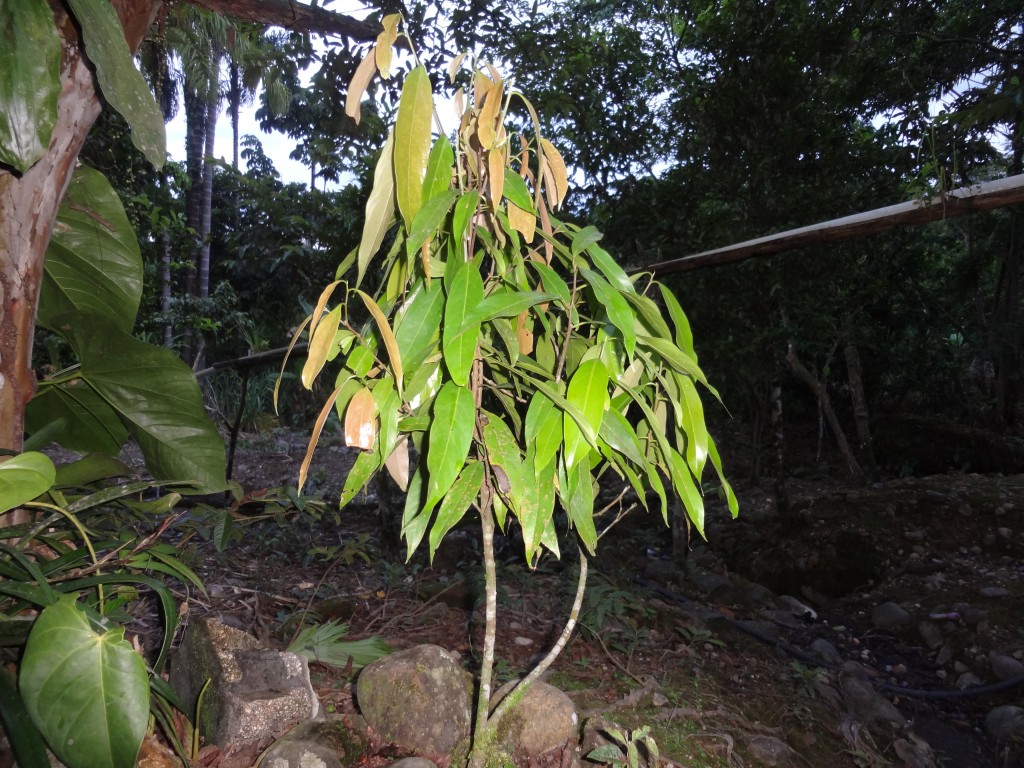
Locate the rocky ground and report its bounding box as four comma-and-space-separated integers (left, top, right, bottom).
89, 417, 1020, 768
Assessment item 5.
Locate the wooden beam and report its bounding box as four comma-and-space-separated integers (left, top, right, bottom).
187, 0, 381, 41
645, 174, 1024, 275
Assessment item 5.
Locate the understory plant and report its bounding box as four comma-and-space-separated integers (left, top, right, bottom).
293, 15, 737, 767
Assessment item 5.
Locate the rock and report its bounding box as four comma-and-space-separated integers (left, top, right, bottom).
990, 652, 1024, 681
387, 759, 438, 768
872, 602, 911, 630
840, 676, 904, 726
985, 705, 1024, 744
810, 638, 843, 666
687, 569, 737, 600
356, 644, 472, 755
918, 621, 944, 650
642, 558, 676, 585
170, 618, 318, 749
744, 735, 797, 766
980, 586, 1010, 598
260, 717, 371, 768
490, 680, 578, 756
955, 672, 982, 689
892, 736, 936, 768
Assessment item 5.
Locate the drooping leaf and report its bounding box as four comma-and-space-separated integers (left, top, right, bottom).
708, 435, 739, 517
507, 201, 536, 243
53, 453, 130, 488
424, 382, 475, 510
384, 437, 410, 491
442, 261, 484, 386
54, 313, 227, 491
38, 166, 144, 334
65, 0, 165, 167
374, 13, 401, 78
598, 409, 646, 467
422, 135, 454, 203
345, 46, 377, 124
20, 596, 149, 768
339, 449, 381, 508
344, 387, 377, 451
407, 189, 459, 259
676, 374, 709, 476
539, 137, 568, 208
563, 359, 610, 469
0, 0, 61, 172
571, 226, 603, 258
428, 460, 483, 559
659, 283, 697, 360
451, 190, 481, 243
401, 468, 429, 558
525, 391, 561, 470
394, 66, 434, 229
528, 261, 571, 307
356, 290, 404, 396
666, 446, 705, 538
303, 305, 342, 389
637, 335, 712, 390
0, 452, 55, 514
580, 268, 636, 356
563, 458, 597, 554
394, 280, 444, 372
588, 243, 635, 295
503, 168, 534, 212
358, 132, 396, 285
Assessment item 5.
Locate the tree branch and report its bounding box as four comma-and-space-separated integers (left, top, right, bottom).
186, 0, 381, 41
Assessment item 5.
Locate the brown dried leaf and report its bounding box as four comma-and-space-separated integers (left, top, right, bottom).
344, 387, 377, 451
539, 137, 568, 209
345, 48, 377, 124
384, 436, 410, 491
517, 311, 535, 355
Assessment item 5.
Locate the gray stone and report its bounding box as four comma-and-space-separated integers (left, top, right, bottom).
985, 705, 1024, 744
356, 644, 472, 755
955, 672, 983, 689
491, 680, 578, 756
990, 652, 1024, 681
170, 618, 318, 749
840, 676, 904, 726
918, 621, 944, 650
980, 586, 1010, 598
687, 569, 736, 600
642, 558, 676, 585
872, 602, 911, 630
744, 735, 797, 766
387, 759, 439, 768
810, 638, 843, 667
261, 718, 371, 768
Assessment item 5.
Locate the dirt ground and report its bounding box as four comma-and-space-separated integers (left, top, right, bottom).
134, 420, 1024, 768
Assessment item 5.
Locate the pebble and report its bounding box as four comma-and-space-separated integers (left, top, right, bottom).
989, 652, 1024, 681
980, 586, 1010, 598
956, 672, 982, 689
918, 621, 944, 650
513, 636, 533, 646
986, 705, 1024, 743
872, 602, 911, 630
810, 638, 843, 666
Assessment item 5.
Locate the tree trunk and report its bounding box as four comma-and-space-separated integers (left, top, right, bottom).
194, 66, 220, 372
182, 86, 207, 365
769, 375, 791, 522
230, 58, 240, 170
161, 230, 173, 347
786, 341, 863, 478
0, 0, 160, 512
841, 314, 875, 477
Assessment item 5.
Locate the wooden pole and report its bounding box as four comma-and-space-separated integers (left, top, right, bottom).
645, 174, 1024, 275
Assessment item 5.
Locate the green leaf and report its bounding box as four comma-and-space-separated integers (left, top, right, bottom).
637, 334, 712, 389
462, 288, 557, 328
358, 131, 396, 286
580, 267, 636, 357
402, 468, 429, 558
570, 225, 603, 257
483, 413, 525, 492
64, 0, 165, 167
38, 166, 144, 334
659, 283, 696, 359
406, 189, 459, 259
451, 191, 481, 242
0, 0, 61, 172
53, 453, 131, 487
26, 379, 129, 455
394, 66, 434, 230
20, 596, 149, 768
395, 281, 445, 372
564, 458, 597, 554
587, 243, 635, 295
666, 446, 705, 538
622, 293, 673, 340
527, 261, 571, 307
525, 392, 562, 470
442, 261, 484, 386
598, 409, 646, 466
424, 382, 475, 510
55, 313, 227, 491
422, 134, 454, 203
708, 435, 739, 517
0, 452, 55, 514
563, 359, 610, 469
0, 666, 49, 768
676, 374, 709, 476
502, 169, 534, 212
429, 460, 483, 559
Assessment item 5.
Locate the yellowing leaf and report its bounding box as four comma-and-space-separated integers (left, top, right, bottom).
302, 305, 342, 389
539, 138, 568, 209
478, 79, 505, 149
345, 48, 378, 124
487, 148, 506, 205
358, 131, 396, 285
473, 70, 493, 110
507, 201, 536, 243
308, 280, 343, 340
516, 311, 534, 354
345, 387, 378, 451
357, 290, 404, 396
375, 14, 401, 79
395, 66, 434, 230
300, 384, 344, 491
448, 52, 468, 83
385, 436, 410, 491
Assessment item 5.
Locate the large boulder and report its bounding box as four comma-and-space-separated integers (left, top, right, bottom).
356, 644, 473, 755
490, 680, 578, 756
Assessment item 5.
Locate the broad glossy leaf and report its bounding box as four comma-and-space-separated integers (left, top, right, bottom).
483, 412, 525, 494
525, 392, 561, 470
0, 0, 60, 172
442, 261, 484, 386
676, 374, 709, 476
21, 596, 148, 768
708, 436, 739, 517
0, 452, 54, 514
598, 409, 646, 466
637, 335, 712, 389
358, 132, 396, 285
563, 359, 610, 469
401, 468, 429, 558
394, 66, 434, 230
65, 0, 164, 167
528, 261, 571, 307
422, 135, 454, 203
580, 267, 636, 357
339, 449, 381, 508
571, 226, 603, 258
588, 243, 634, 295
462, 289, 556, 328
344, 387, 377, 451
424, 382, 474, 510
623, 293, 673, 339
452, 191, 481, 243
357, 290, 404, 396
38, 166, 143, 334
56, 313, 226, 491
303, 305, 342, 389
405, 361, 442, 413
667, 447, 705, 538
394, 280, 444, 373
407, 189, 459, 258
53, 453, 130, 488
25, 378, 129, 456
428, 461, 483, 559
503, 169, 534, 212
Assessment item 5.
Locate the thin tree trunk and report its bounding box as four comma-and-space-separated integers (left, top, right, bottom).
194, 66, 220, 372
769, 375, 791, 522
841, 314, 875, 477
786, 341, 863, 478
161, 231, 173, 348
230, 58, 241, 169
182, 87, 207, 365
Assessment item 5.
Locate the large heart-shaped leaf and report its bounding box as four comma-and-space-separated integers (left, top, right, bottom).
64, 0, 165, 167
0, 452, 55, 515
20, 596, 149, 768
38, 166, 143, 334
0, 0, 61, 173
53, 313, 227, 491
25, 379, 129, 456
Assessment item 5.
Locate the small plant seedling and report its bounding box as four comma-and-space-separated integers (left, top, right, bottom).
588, 725, 660, 768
